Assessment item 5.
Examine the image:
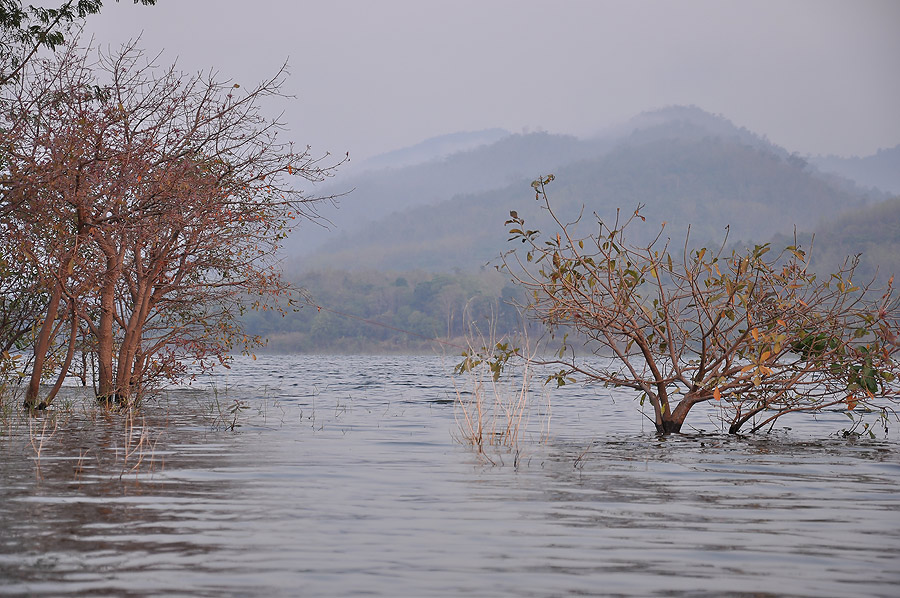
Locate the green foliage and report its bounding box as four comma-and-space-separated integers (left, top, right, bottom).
790, 330, 840, 361
0, 1, 155, 84
455, 341, 520, 381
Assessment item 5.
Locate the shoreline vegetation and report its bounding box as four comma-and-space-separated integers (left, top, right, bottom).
247, 268, 530, 354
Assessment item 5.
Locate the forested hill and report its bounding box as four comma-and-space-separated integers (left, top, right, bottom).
607, 105, 786, 155
256, 198, 900, 354
259, 197, 900, 355
261, 107, 899, 352
285, 105, 805, 261
810, 145, 900, 195
357, 128, 511, 172
799, 197, 900, 282
282, 131, 612, 256
296, 132, 879, 273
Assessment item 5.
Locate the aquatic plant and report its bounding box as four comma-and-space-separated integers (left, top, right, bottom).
452, 311, 547, 460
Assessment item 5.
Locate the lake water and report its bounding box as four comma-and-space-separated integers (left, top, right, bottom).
1, 354, 898, 597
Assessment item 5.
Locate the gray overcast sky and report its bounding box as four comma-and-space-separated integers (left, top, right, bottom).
83, 0, 900, 161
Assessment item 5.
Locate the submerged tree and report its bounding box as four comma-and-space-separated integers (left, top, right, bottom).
488, 175, 899, 434
2, 39, 343, 408
0, 1, 155, 390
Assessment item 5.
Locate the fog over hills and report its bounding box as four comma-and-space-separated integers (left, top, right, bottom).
356, 128, 511, 172
809, 145, 900, 195
284, 106, 897, 276
283, 130, 613, 257
788, 197, 900, 282
600, 105, 785, 156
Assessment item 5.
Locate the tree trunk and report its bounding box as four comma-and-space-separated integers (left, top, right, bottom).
115, 277, 153, 404
654, 398, 694, 435
95, 258, 119, 403
115, 325, 137, 403
24, 283, 63, 409
41, 308, 80, 408
657, 418, 684, 434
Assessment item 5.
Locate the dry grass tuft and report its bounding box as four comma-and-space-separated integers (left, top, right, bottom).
451, 313, 549, 463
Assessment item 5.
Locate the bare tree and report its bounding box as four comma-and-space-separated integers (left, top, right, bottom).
2, 39, 343, 408
489, 175, 899, 434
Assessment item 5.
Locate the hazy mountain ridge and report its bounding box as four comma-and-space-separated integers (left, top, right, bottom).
357, 128, 511, 172
286, 105, 896, 275
284, 131, 612, 256
300, 134, 874, 272
606, 106, 888, 199
611, 105, 784, 155
266, 107, 900, 352
809, 145, 900, 195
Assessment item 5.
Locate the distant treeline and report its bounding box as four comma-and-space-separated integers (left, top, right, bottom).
256, 106, 900, 354
776, 196, 900, 284
242, 269, 528, 353
249, 189, 900, 353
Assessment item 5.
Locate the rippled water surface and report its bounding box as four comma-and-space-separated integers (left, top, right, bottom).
1, 355, 898, 597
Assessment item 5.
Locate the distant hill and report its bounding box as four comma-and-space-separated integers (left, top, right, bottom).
357, 128, 511, 171
283, 131, 612, 256
283, 105, 895, 275
607, 105, 785, 156
810, 145, 900, 195
246, 268, 525, 353
297, 133, 874, 272
804, 197, 900, 282
265, 107, 900, 353
261, 197, 900, 354
609, 106, 887, 200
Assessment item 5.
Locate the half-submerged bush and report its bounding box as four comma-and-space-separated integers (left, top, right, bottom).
478, 175, 899, 435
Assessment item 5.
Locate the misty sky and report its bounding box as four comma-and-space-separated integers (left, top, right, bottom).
82, 0, 900, 163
